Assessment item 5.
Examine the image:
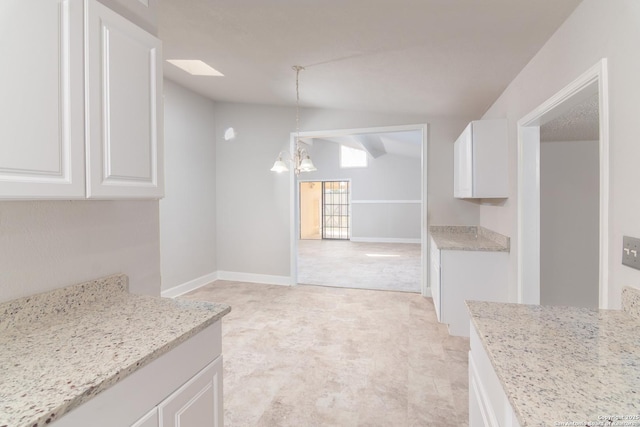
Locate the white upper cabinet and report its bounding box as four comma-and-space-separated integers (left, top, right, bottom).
453, 119, 508, 199
85, 0, 163, 199
0, 0, 163, 200
0, 0, 85, 199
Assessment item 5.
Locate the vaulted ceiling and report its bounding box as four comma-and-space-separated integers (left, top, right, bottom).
159, 0, 582, 118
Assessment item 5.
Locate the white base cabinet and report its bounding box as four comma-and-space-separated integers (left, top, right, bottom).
158, 357, 223, 427
52, 321, 223, 427
469, 324, 521, 427
132, 409, 160, 427
429, 235, 442, 321
430, 237, 508, 337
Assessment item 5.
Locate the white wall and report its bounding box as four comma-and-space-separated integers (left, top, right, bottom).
215, 101, 478, 278
0, 200, 161, 303
479, 0, 640, 306
302, 140, 421, 240
540, 140, 599, 307
351, 204, 421, 240
304, 141, 422, 199
160, 80, 217, 293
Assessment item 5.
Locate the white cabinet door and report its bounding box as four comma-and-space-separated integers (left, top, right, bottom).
453, 119, 507, 199
453, 123, 473, 198
0, 0, 85, 199
159, 357, 223, 427
469, 325, 522, 427
131, 408, 158, 427
472, 120, 508, 198
85, 0, 163, 199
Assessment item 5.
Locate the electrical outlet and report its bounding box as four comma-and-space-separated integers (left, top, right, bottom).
622, 236, 640, 270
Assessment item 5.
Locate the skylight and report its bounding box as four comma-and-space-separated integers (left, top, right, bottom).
166, 60, 224, 76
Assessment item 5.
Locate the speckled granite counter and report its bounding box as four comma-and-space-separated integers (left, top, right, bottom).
0, 274, 231, 427
429, 225, 509, 252
467, 288, 640, 427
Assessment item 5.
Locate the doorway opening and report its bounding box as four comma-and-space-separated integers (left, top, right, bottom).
300, 181, 351, 240
518, 59, 609, 308
299, 182, 322, 240
289, 124, 429, 296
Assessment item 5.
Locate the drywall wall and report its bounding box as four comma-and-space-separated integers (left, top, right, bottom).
540, 140, 599, 308
159, 80, 217, 293
301, 140, 421, 241
215, 101, 477, 279
479, 0, 640, 306
0, 200, 160, 303
351, 203, 421, 241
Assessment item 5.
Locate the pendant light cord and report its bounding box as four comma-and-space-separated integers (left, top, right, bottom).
293, 65, 304, 145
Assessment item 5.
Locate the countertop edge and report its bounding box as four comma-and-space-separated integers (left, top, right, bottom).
1, 275, 232, 427
466, 302, 527, 426
50, 304, 231, 425
466, 300, 640, 427
430, 225, 510, 252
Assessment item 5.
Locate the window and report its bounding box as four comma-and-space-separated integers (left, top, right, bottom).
323, 181, 350, 239
340, 145, 367, 168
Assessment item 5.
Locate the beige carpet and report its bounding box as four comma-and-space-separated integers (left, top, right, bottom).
183, 281, 469, 426
297, 240, 421, 293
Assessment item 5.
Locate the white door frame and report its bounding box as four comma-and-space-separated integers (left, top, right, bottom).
289, 123, 430, 296
517, 59, 610, 307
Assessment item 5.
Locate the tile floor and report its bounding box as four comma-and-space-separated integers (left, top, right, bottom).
297, 240, 422, 293
183, 281, 469, 426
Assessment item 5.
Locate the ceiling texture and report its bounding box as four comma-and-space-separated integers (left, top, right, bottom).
541, 93, 599, 142
159, 0, 582, 119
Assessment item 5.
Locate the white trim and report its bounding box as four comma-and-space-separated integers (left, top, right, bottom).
290, 123, 429, 297
161, 272, 218, 298
350, 237, 421, 244
297, 178, 350, 183
598, 60, 610, 309
517, 58, 609, 308
217, 271, 293, 286
296, 124, 427, 139
351, 199, 421, 204
421, 124, 429, 298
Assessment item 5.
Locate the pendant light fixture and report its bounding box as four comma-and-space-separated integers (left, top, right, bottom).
270, 66, 317, 176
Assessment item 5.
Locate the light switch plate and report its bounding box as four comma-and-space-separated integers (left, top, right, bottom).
622, 236, 640, 270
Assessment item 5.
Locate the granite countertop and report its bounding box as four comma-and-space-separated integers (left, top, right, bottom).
429, 225, 510, 252
467, 289, 640, 427
0, 274, 231, 427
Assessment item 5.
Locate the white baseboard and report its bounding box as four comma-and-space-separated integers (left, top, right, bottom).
161, 272, 219, 298
216, 271, 292, 286
350, 237, 421, 244
422, 287, 432, 298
